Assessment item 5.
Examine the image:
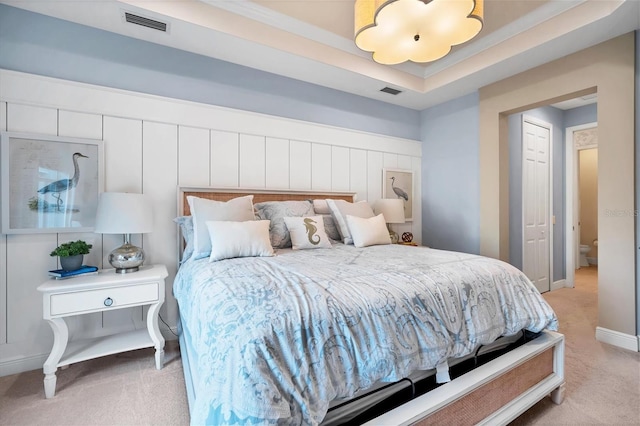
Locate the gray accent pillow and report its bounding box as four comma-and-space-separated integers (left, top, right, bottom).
173, 216, 194, 263
321, 214, 341, 241
254, 200, 314, 248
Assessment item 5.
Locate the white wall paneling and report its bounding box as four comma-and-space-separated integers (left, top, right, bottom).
398, 155, 412, 171
384, 153, 399, 169
103, 116, 142, 193
210, 130, 239, 187
6, 103, 57, 135
58, 110, 103, 140
239, 134, 266, 188
178, 126, 210, 187
142, 121, 179, 325
266, 137, 290, 189
0, 69, 421, 375
332, 146, 350, 192
312, 143, 332, 190
290, 140, 312, 190
5, 234, 57, 351
1, 102, 7, 130
367, 151, 384, 203
349, 149, 368, 203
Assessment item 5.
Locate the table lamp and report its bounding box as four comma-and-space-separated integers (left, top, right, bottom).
94, 192, 153, 273
374, 198, 405, 244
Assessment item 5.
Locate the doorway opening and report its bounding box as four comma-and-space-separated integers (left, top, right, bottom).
565, 122, 598, 288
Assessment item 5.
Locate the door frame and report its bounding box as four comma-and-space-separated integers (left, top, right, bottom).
564, 121, 598, 288
521, 115, 553, 293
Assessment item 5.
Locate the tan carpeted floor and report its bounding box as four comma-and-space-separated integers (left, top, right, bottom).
1, 266, 638, 425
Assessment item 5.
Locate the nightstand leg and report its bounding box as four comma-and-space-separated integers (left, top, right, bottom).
147, 302, 165, 370
43, 318, 69, 398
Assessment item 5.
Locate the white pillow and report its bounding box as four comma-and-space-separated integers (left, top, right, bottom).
283, 216, 332, 250
346, 214, 391, 248
206, 220, 274, 262
326, 199, 374, 245
188, 195, 255, 259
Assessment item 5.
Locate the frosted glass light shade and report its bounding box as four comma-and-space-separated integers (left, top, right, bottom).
374, 199, 406, 224
94, 192, 154, 234
354, 0, 484, 65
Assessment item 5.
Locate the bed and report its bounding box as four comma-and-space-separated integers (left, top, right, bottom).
173, 187, 565, 425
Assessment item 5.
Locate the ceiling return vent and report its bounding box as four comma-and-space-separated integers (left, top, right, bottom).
380, 87, 402, 95
124, 12, 168, 32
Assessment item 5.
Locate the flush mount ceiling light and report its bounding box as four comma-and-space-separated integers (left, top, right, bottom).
354, 0, 484, 65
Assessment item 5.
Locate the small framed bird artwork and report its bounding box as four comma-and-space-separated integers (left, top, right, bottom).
1, 132, 104, 234
382, 168, 413, 221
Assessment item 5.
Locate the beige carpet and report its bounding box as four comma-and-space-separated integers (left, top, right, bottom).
1, 266, 638, 425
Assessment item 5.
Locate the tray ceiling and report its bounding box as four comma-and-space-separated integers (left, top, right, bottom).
2, 0, 639, 110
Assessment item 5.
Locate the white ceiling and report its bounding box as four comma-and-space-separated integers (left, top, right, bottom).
2, 0, 638, 110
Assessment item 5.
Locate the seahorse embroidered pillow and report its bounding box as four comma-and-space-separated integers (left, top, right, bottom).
283, 216, 332, 250
254, 200, 315, 249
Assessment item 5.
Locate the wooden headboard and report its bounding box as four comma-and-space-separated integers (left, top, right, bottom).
178, 187, 356, 216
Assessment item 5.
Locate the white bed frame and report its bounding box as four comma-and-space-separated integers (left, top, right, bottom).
175, 187, 566, 425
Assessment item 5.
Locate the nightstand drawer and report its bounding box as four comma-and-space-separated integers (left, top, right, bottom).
50, 282, 159, 316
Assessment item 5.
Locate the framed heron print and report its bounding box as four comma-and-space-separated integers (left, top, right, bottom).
0, 132, 104, 234
382, 168, 414, 221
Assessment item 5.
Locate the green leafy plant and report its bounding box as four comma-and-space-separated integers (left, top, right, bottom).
50, 240, 93, 257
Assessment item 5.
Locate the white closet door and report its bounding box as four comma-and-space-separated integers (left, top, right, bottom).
522, 119, 551, 293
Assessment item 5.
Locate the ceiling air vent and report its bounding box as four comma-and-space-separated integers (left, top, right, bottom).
124, 12, 168, 32
380, 87, 402, 95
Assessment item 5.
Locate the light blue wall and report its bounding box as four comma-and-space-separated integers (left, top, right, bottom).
565, 104, 598, 128
420, 92, 480, 254
508, 107, 565, 282
0, 4, 420, 140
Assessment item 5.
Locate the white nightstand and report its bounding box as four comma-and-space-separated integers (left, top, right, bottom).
37, 264, 168, 399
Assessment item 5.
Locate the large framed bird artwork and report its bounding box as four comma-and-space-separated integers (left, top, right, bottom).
0, 132, 103, 234
382, 168, 414, 221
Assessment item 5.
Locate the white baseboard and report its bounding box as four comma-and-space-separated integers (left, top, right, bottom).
587, 257, 598, 265
551, 279, 566, 291
595, 327, 639, 352
0, 353, 48, 377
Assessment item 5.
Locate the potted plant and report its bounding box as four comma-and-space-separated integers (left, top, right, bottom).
50, 240, 93, 271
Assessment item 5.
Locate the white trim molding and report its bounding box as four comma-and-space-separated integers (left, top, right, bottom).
595, 327, 639, 352
551, 280, 567, 291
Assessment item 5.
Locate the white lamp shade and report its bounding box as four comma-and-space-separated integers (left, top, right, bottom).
94, 192, 154, 234
374, 199, 405, 224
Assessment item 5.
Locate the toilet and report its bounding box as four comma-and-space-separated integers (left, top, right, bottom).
579, 244, 591, 267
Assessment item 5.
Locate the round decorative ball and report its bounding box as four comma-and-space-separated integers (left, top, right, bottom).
402, 232, 413, 243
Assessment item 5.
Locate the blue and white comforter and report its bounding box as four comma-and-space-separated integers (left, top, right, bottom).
173, 244, 558, 425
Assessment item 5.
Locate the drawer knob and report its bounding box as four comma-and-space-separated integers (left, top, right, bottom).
104, 297, 114, 307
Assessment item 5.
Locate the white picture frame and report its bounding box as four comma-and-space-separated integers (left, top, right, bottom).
0, 132, 104, 234
382, 168, 414, 222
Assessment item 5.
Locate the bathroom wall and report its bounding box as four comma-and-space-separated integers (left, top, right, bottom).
579, 148, 598, 262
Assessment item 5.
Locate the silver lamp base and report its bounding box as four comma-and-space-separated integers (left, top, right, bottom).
387, 225, 399, 244
108, 241, 145, 274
